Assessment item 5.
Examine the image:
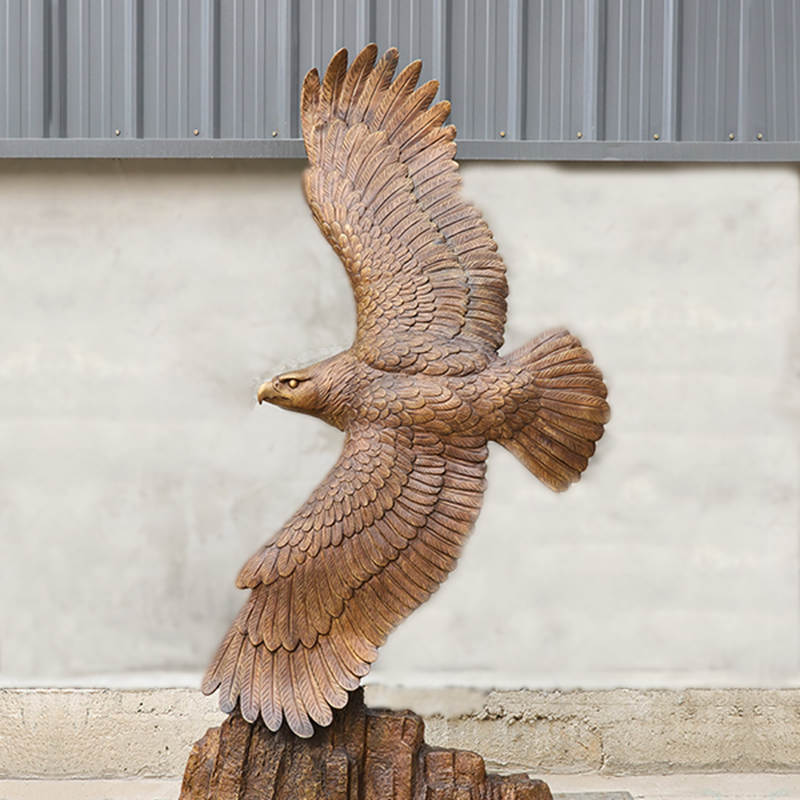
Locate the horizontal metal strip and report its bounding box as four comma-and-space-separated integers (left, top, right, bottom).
0, 138, 797, 162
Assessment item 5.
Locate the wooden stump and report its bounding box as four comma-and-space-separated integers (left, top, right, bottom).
180, 689, 551, 800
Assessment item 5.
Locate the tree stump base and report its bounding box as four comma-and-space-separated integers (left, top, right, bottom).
180, 689, 551, 799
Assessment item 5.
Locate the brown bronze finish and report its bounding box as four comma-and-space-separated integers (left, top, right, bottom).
180, 689, 552, 800
201, 44, 610, 741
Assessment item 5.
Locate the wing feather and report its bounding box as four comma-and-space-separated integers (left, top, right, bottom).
302, 45, 507, 375
371, 60, 423, 129
218, 634, 245, 714
238, 639, 258, 723
339, 43, 378, 116
386, 81, 439, 140
319, 635, 360, 691
320, 49, 348, 123
351, 48, 399, 124
308, 645, 348, 710
203, 424, 487, 737
278, 649, 313, 738
259, 648, 282, 732
300, 69, 321, 161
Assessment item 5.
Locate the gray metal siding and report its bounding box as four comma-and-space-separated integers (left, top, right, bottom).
1, 0, 799, 159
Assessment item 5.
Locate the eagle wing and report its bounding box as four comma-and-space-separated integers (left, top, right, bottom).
301, 45, 508, 376
202, 423, 487, 736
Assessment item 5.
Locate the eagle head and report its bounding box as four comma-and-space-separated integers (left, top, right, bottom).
257, 367, 321, 413
256, 352, 356, 428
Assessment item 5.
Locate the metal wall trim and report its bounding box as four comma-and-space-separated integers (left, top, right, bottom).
0, 137, 796, 161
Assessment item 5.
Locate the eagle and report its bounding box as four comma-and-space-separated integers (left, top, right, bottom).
202, 44, 610, 738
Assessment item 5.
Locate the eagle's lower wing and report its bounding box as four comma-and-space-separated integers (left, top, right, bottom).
202, 423, 487, 737
301, 45, 508, 376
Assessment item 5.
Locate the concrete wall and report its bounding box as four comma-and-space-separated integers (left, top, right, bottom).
1, 159, 798, 688
3, 686, 800, 778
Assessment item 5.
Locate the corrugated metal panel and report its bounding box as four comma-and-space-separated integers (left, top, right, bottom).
1, 0, 799, 159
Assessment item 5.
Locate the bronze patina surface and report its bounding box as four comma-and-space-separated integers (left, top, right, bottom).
201, 44, 609, 740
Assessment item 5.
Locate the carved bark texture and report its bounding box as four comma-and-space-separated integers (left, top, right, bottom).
180, 689, 551, 800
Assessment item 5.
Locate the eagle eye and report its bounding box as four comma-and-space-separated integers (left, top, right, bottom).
287, 378, 299, 389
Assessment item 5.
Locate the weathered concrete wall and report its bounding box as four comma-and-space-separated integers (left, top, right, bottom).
1, 687, 798, 778
0, 160, 798, 686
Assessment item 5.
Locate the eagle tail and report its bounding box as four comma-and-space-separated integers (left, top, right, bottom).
497, 327, 609, 492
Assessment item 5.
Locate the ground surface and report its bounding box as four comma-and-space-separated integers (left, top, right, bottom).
0, 775, 798, 800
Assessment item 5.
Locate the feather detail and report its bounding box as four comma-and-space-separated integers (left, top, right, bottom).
247, 584, 268, 645
340, 43, 378, 121
259, 648, 282, 732
350, 48, 399, 124
238, 639, 259, 723
262, 582, 281, 651
498, 329, 609, 492
330, 617, 373, 676
295, 647, 332, 727
319, 635, 360, 692
275, 649, 312, 738
218, 633, 245, 714
320, 48, 348, 125
301, 68, 321, 161
308, 645, 349, 709
200, 626, 235, 695
386, 81, 439, 141
370, 60, 422, 130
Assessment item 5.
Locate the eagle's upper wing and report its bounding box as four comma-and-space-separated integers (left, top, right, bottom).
202, 421, 487, 737
301, 45, 508, 376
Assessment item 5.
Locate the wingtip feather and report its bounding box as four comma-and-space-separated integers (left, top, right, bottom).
321, 48, 349, 118
301, 68, 322, 159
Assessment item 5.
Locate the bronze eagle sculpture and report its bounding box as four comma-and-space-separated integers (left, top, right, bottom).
202, 44, 610, 738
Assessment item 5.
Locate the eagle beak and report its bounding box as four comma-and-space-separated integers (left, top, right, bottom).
257, 380, 278, 404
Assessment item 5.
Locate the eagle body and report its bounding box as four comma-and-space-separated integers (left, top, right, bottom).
262, 347, 546, 439
202, 45, 610, 738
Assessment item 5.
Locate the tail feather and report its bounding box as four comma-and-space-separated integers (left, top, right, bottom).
498, 327, 609, 492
